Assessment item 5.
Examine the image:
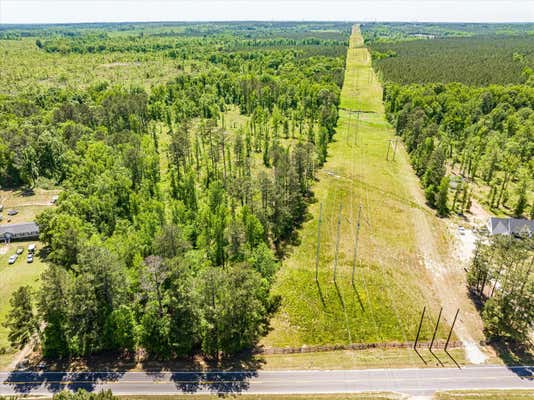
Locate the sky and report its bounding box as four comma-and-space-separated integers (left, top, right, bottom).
0, 0, 533, 24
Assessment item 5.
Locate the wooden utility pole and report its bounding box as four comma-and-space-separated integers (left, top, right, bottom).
346, 109, 352, 145
351, 203, 363, 286
315, 203, 323, 283
333, 204, 342, 283
414, 306, 426, 350
518, 256, 533, 297
429, 307, 443, 352
392, 138, 399, 161
490, 266, 503, 298
386, 140, 392, 160
445, 308, 460, 352
355, 111, 360, 146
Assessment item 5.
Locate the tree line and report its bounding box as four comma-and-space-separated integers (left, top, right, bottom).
384, 83, 533, 217
467, 236, 533, 345
362, 22, 534, 43
369, 35, 534, 86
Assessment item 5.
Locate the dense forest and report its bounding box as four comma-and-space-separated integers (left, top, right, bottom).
368, 36, 534, 86
1, 22, 350, 359
362, 22, 534, 42
468, 236, 533, 345
384, 83, 534, 217
363, 24, 534, 218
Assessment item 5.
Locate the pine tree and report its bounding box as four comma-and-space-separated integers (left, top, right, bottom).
436, 176, 450, 216
4, 286, 37, 349
513, 180, 528, 217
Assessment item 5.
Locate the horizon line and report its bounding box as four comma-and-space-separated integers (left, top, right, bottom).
2, 20, 534, 26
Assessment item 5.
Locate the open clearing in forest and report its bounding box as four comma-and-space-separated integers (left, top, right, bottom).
263, 26, 459, 356
0, 188, 59, 225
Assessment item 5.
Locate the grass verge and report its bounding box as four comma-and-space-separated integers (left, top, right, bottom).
434, 390, 534, 400
261, 348, 466, 370
120, 394, 401, 400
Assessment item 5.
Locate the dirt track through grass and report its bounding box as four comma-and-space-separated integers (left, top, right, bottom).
263, 26, 455, 365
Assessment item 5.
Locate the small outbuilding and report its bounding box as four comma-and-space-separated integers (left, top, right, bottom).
0, 222, 39, 242
487, 217, 534, 237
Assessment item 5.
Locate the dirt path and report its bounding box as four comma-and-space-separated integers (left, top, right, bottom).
7, 336, 35, 370
402, 158, 489, 363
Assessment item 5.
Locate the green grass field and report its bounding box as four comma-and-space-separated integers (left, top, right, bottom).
263, 26, 451, 353
262, 347, 466, 370
435, 390, 534, 400
0, 38, 186, 93
0, 240, 46, 369
0, 189, 59, 225
0, 189, 55, 369
121, 395, 400, 400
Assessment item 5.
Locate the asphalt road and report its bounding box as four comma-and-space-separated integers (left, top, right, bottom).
1, 366, 533, 397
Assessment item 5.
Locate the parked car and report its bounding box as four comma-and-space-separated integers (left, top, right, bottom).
16, 247, 23, 255
8, 255, 17, 264
28, 243, 36, 253
0, 204, 3, 212
458, 226, 466, 235
27, 254, 33, 263
7, 209, 18, 216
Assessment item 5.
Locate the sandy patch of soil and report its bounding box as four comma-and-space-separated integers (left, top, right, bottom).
100, 62, 142, 68
403, 165, 489, 364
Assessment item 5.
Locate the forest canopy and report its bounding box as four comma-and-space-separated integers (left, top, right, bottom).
363, 23, 534, 219
0, 21, 349, 359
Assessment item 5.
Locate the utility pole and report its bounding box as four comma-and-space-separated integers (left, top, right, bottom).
518, 256, 533, 298
346, 109, 352, 145
392, 138, 399, 161
445, 308, 460, 352
386, 139, 393, 161
429, 307, 443, 352
315, 203, 323, 283
354, 111, 360, 147
414, 306, 426, 350
333, 204, 342, 283
351, 203, 362, 286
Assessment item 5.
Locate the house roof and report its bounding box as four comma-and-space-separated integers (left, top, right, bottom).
488, 217, 534, 236
0, 222, 39, 236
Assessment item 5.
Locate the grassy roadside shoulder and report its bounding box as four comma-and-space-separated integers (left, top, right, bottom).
118, 391, 534, 400
434, 390, 534, 400
120, 395, 401, 400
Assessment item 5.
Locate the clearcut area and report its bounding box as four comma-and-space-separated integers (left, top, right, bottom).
264, 26, 460, 356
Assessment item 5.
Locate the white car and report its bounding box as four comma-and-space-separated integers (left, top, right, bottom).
458, 226, 466, 235
28, 243, 36, 253
8, 255, 17, 264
